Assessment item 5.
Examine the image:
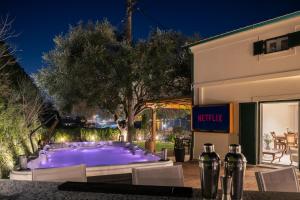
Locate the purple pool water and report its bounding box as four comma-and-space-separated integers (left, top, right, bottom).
28, 142, 161, 169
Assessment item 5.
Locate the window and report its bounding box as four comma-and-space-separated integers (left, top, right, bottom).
266, 36, 288, 53
268, 41, 277, 53
253, 31, 300, 56
281, 39, 289, 50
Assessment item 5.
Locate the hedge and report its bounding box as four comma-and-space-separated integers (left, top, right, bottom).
53, 128, 121, 142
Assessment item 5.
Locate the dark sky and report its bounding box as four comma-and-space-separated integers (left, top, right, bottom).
1, 0, 300, 74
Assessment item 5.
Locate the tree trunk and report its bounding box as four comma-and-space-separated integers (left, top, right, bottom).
127, 94, 135, 143
149, 108, 157, 152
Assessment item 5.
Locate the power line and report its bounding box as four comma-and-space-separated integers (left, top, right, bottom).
117, 1, 171, 41
136, 7, 170, 30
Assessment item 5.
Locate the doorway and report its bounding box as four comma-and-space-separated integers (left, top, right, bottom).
260, 101, 299, 167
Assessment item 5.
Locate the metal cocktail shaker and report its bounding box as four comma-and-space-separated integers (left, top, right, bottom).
221, 176, 232, 200
224, 144, 247, 200
199, 143, 221, 200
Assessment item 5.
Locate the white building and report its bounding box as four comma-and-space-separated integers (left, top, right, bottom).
189, 11, 300, 167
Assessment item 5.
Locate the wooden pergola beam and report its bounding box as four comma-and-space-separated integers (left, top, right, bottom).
140, 97, 192, 153
144, 103, 191, 110
148, 108, 157, 152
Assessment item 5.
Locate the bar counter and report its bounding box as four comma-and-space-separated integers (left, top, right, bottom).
0, 180, 300, 200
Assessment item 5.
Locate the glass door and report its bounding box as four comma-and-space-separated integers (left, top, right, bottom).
260, 101, 299, 167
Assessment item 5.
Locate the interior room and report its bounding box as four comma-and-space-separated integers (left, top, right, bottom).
261, 102, 299, 167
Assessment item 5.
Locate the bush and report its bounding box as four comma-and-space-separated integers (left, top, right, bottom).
53, 128, 81, 142
134, 141, 174, 151
52, 127, 121, 142
0, 101, 41, 178
81, 128, 120, 141
0, 42, 47, 178
166, 134, 176, 143
174, 137, 184, 149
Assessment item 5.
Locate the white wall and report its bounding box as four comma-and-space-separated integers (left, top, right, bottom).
191, 15, 300, 159
191, 17, 300, 85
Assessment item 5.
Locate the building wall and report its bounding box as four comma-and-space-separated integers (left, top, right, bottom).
190, 15, 300, 159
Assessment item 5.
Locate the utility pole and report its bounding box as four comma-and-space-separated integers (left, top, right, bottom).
125, 0, 135, 142
125, 0, 134, 44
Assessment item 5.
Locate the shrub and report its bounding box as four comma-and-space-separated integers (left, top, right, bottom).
166, 134, 176, 143
52, 127, 121, 142
174, 137, 184, 149
53, 128, 80, 142
80, 128, 120, 141
0, 101, 41, 178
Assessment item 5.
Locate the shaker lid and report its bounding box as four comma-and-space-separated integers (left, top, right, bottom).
203, 143, 215, 153
229, 144, 241, 153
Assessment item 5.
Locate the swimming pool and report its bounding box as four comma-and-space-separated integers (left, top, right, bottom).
28, 141, 162, 169
10, 141, 173, 180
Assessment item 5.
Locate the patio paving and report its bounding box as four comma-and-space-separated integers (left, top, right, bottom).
177, 160, 299, 190
88, 155, 299, 191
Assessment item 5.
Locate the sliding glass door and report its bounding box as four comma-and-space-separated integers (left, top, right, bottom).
260, 101, 299, 167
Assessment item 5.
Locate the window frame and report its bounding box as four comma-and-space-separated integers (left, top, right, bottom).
264, 34, 289, 54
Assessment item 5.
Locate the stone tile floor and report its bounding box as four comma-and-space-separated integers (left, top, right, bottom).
178, 160, 298, 190
262, 153, 299, 167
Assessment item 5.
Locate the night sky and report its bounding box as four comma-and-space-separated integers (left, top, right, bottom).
1, 0, 300, 74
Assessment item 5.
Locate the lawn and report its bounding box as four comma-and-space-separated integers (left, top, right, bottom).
134, 141, 174, 151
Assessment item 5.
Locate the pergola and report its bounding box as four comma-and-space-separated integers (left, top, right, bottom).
139, 96, 192, 152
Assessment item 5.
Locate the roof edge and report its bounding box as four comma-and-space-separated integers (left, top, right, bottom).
185, 10, 300, 48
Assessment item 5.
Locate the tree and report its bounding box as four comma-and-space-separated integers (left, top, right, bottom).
35, 21, 125, 112
0, 15, 47, 177
0, 15, 18, 105
35, 21, 196, 142
133, 29, 193, 110
0, 15, 18, 71
0, 46, 45, 177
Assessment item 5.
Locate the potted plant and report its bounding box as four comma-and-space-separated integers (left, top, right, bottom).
263, 133, 272, 150
174, 137, 185, 162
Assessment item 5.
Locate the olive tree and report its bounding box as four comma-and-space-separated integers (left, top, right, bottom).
35, 21, 195, 142
0, 15, 18, 71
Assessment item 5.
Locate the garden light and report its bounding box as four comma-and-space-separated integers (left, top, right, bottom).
91, 135, 96, 141
162, 123, 167, 129
59, 136, 65, 143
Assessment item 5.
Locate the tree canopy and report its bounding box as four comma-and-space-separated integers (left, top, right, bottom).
35, 20, 196, 141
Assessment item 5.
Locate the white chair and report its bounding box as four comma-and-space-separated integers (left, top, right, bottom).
255, 166, 300, 192
32, 164, 87, 182
132, 165, 184, 187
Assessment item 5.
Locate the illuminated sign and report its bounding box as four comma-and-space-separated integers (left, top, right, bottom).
192, 104, 232, 133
